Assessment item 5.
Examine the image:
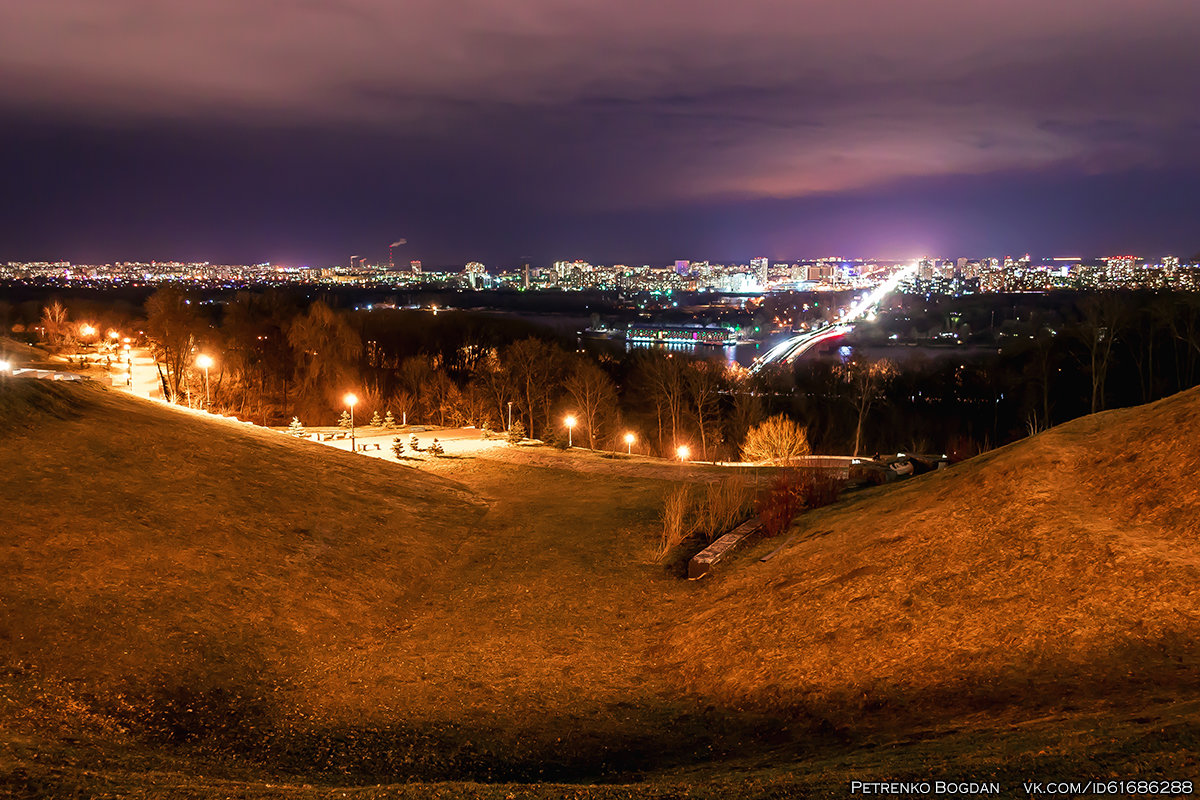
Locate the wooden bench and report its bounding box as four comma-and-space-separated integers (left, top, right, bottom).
688, 516, 763, 580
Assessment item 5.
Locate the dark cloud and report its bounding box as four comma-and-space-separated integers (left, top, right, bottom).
1, 0, 1198, 262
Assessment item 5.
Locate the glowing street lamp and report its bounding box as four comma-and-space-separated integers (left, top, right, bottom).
344, 393, 358, 452
624, 432, 636, 455
677, 445, 691, 462
79, 324, 96, 338
564, 415, 577, 448
0, 359, 10, 376
195, 354, 214, 408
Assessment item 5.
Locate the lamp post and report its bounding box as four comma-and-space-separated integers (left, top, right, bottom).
78, 324, 96, 365
677, 445, 690, 463
624, 432, 635, 455
564, 415, 577, 448
195, 354, 213, 408
344, 393, 358, 452
507, 401, 513, 431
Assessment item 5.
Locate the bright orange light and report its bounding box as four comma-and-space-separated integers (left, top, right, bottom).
564, 415, 577, 428
344, 393, 358, 407
108, 330, 120, 340
677, 445, 690, 461
79, 324, 96, 337
624, 432, 636, 444
195, 354, 214, 369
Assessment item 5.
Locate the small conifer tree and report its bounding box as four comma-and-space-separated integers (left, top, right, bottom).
480, 422, 493, 440
391, 437, 405, 459
383, 410, 396, 428
370, 410, 382, 427
288, 417, 306, 437
429, 438, 445, 457
410, 434, 421, 451
507, 419, 526, 444
338, 410, 352, 429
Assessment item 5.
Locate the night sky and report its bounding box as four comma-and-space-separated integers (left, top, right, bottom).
2, 0, 1199, 267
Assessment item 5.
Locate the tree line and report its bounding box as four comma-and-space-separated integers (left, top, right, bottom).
11, 287, 1200, 460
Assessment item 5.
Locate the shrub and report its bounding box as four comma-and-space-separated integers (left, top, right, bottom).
656, 486, 695, 561
429, 438, 445, 457
287, 417, 306, 437
391, 437, 405, 458
383, 410, 396, 428
758, 472, 805, 537
757, 468, 843, 537
507, 420, 526, 445
410, 434, 422, 452
337, 410, 352, 429
370, 410, 382, 427
699, 478, 755, 541
742, 414, 811, 464
653, 478, 756, 561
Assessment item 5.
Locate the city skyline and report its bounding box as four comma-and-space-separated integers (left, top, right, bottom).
2, 1, 1199, 263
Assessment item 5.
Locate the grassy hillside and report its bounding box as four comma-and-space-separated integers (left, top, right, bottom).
2, 379, 1198, 797
668, 388, 1200, 720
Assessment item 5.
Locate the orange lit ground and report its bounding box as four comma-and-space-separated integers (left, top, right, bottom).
2, 380, 1197, 797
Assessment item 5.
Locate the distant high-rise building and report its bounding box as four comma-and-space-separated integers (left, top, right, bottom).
409, 260, 422, 273
675, 260, 690, 276
750, 257, 768, 285
523, 261, 531, 290
464, 261, 486, 289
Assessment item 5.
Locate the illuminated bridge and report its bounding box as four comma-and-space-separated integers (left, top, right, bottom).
749, 264, 916, 374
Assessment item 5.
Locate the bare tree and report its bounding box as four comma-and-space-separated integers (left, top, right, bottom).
287, 301, 361, 409
1077, 294, 1125, 413
38, 300, 72, 353
504, 337, 566, 438
636, 352, 687, 454
685, 359, 724, 460
473, 347, 512, 428
144, 287, 200, 402
839, 358, 895, 457
563, 359, 617, 449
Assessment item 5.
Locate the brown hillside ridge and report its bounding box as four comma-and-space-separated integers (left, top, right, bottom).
668, 385, 1200, 717
1, 379, 1197, 797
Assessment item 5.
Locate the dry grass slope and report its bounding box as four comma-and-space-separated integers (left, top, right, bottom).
2, 379, 1198, 797
668, 386, 1200, 723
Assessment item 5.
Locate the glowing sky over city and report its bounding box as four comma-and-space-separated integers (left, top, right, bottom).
2, 0, 1199, 264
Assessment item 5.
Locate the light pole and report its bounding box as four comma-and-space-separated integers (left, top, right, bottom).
78, 324, 96, 365
195, 354, 213, 408
507, 401, 513, 431
344, 393, 358, 452
624, 432, 635, 455
564, 415, 577, 448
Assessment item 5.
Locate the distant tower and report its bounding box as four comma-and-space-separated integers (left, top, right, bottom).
388, 239, 407, 271
523, 260, 531, 290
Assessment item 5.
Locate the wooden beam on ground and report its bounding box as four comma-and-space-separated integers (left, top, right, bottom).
688, 516, 762, 580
